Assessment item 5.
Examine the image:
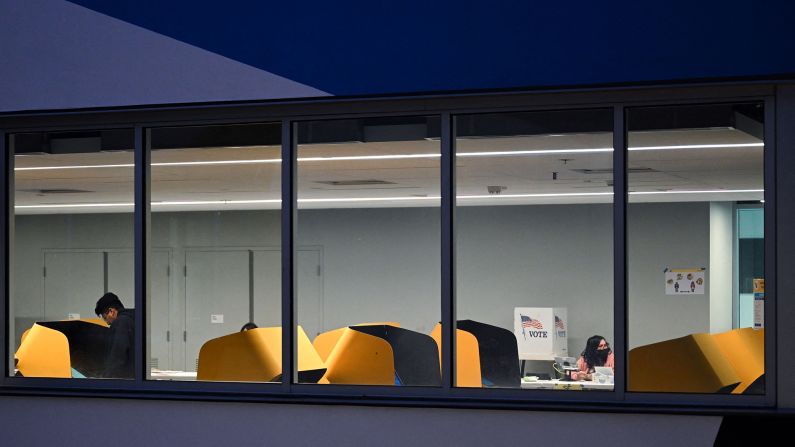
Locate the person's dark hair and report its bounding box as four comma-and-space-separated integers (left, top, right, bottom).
240, 322, 258, 332
95, 292, 124, 316
581, 335, 611, 371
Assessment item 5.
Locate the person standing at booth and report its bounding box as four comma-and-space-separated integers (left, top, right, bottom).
94, 292, 135, 379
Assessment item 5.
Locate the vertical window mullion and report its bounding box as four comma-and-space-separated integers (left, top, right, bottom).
764, 96, 776, 405
0, 131, 9, 381
441, 113, 455, 390
281, 120, 296, 390
134, 126, 149, 383
613, 106, 627, 399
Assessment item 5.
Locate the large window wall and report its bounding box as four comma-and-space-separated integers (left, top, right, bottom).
454, 109, 614, 389
0, 91, 774, 408
295, 116, 441, 386
626, 103, 766, 395
148, 123, 282, 382
9, 129, 135, 379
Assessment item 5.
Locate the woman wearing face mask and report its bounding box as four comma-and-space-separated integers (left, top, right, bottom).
572, 335, 614, 381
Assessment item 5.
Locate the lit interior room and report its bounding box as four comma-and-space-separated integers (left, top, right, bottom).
8, 103, 764, 393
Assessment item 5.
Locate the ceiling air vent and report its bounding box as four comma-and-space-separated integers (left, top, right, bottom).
22, 188, 93, 195
315, 180, 396, 186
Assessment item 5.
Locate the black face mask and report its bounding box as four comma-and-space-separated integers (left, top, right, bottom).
595, 349, 610, 365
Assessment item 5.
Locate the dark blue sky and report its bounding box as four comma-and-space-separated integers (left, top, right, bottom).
68, 0, 795, 96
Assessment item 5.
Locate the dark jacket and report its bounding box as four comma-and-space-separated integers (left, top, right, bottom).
104, 308, 135, 379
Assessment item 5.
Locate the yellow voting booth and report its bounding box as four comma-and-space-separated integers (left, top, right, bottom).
314, 323, 441, 386
313, 322, 400, 363
430, 323, 481, 387
15, 324, 72, 378
15, 319, 109, 378
628, 327, 764, 394
430, 321, 521, 388
321, 327, 395, 385
197, 326, 326, 383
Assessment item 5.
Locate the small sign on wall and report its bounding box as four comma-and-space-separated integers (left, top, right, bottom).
665, 268, 705, 295
753, 278, 764, 329
210, 314, 224, 324
67, 313, 80, 320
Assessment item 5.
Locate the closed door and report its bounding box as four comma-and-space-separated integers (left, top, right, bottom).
106, 250, 171, 370
184, 250, 250, 371
252, 248, 323, 338
44, 251, 104, 321
296, 249, 323, 339
252, 249, 280, 328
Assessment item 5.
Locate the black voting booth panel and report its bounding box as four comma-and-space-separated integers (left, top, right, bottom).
457, 320, 521, 388
350, 325, 442, 386
38, 320, 108, 377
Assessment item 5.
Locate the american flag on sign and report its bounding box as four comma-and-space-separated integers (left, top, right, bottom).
555, 316, 565, 330
521, 315, 543, 330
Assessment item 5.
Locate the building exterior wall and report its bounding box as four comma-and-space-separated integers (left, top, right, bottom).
1, 2, 793, 442
0, 395, 722, 447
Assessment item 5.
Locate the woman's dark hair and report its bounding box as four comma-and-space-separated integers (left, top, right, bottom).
581, 335, 610, 371
240, 322, 258, 332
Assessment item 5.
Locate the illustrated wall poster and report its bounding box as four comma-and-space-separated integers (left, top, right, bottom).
665, 268, 705, 295
754, 278, 765, 329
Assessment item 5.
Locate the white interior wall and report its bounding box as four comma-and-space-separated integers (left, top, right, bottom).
456, 204, 614, 357
710, 202, 734, 333
13, 202, 716, 362
297, 207, 441, 334
627, 202, 711, 349
150, 212, 282, 369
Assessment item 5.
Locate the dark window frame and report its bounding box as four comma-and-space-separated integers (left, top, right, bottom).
0, 83, 777, 412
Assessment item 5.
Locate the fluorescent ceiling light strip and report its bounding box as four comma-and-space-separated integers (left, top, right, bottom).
459, 148, 612, 157
628, 143, 763, 151
300, 196, 440, 203
16, 163, 135, 171
629, 189, 763, 195
459, 192, 612, 199
299, 154, 439, 161
152, 199, 281, 206
13, 189, 762, 209
154, 159, 281, 166
13, 143, 766, 171
15, 202, 134, 209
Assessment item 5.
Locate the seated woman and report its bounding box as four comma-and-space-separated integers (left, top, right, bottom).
572, 335, 614, 381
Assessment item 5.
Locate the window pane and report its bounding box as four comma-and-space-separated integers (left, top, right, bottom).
296, 116, 441, 386
627, 103, 765, 394
455, 109, 614, 390
737, 206, 763, 328
148, 123, 281, 382
10, 129, 135, 379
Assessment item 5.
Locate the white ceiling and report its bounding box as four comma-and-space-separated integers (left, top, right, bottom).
13, 127, 763, 214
